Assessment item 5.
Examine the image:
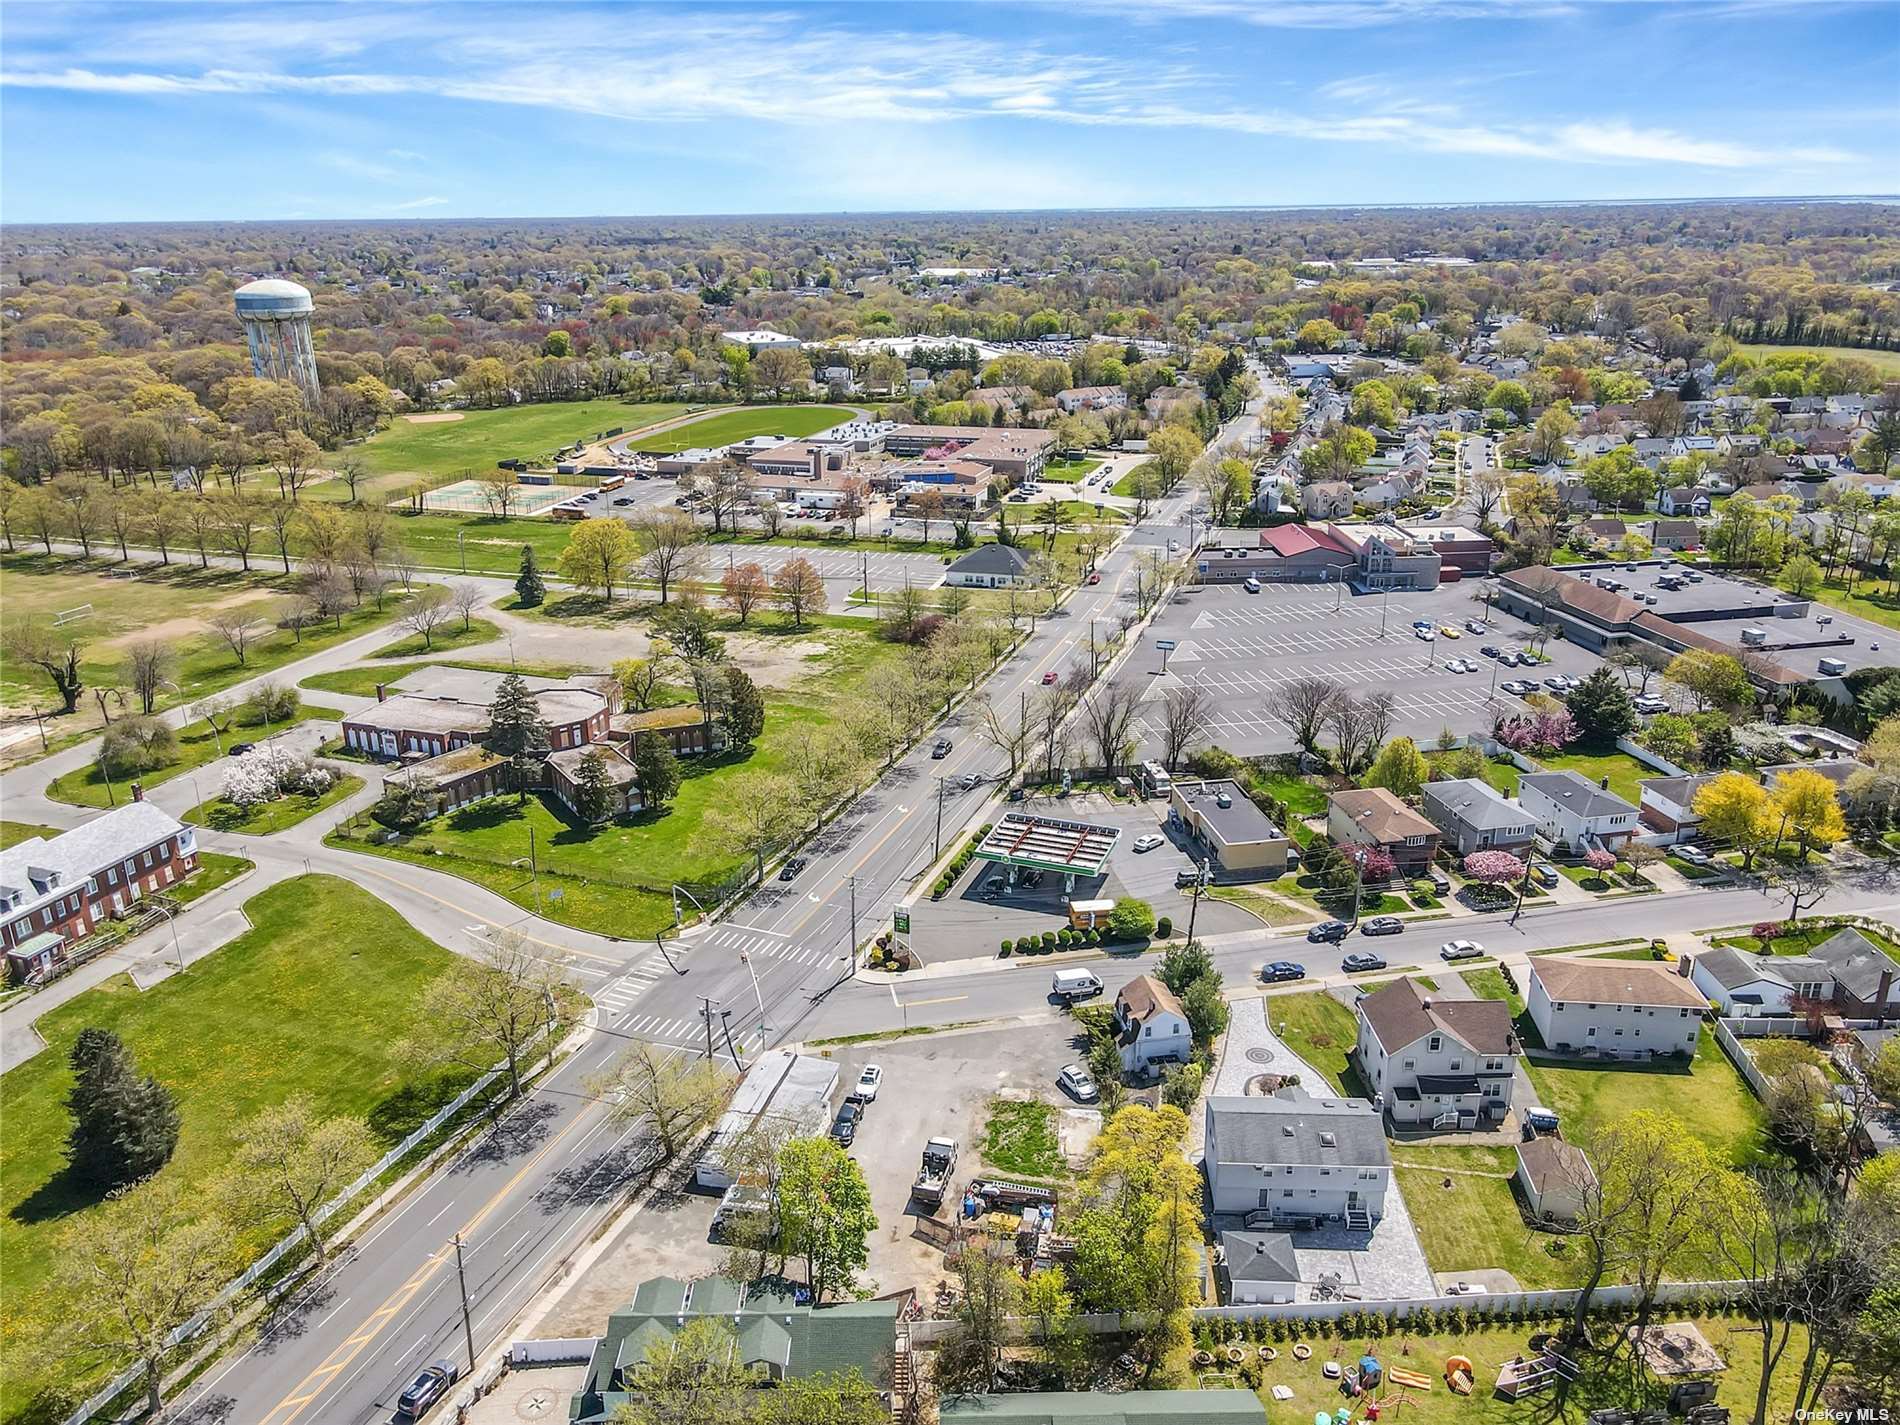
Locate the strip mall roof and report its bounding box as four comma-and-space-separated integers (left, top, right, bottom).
972, 812, 1121, 877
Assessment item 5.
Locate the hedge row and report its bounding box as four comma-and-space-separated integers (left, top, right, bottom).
931, 822, 993, 899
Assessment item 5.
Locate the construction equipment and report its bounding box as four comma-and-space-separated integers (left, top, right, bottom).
967, 1177, 1058, 1210
912, 1138, 958, 1209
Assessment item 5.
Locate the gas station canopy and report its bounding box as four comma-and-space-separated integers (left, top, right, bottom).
971, 812, 1120, 879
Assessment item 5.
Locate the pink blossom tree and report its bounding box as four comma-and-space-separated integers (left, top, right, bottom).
1462, 850, 1526, 886
1346, 845, 1397, 883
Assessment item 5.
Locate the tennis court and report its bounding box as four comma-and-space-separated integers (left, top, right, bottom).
415, 479, 584, 516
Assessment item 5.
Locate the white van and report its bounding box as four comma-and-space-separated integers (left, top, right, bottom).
1243, 577, 1261, 594
1051, 969, 1104, 1002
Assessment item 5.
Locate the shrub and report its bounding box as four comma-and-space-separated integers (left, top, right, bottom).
1107, 898, 1156, 941
1042, 931, 1057, 950
1000, 939, 1013, 955
243, 680, 300, 726
99, 716, 178, 778
1155, 915, 1173, 938
1752, 921, 1785, 941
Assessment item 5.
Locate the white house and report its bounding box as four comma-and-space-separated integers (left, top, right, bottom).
1515, 1137, 1594, 1226
1055, 385, 1127, 413
1203, 1092, 1389, 1227
942, 544, 1034, 590
1689, 946, 1808, 1017
1112, 974, 1192, 1073
1636, 773, 1718, 841
1525, 956, 1705, 1060
1216, 1231, 1300, 1305
1518, 770, 1639, 853
1353, 977, 1520, 1129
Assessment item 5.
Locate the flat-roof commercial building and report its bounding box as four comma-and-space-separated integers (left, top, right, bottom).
696, 1049, 839, 1191
882, 425, 1056, 484
1166, 778, 1290, 880
1192, 523, 1443, 591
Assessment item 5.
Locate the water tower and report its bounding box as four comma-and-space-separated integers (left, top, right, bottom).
233, 278, 320, 402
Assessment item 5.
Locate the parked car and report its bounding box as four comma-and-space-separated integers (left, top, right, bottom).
1261, 960, 1307, 983
229, 742, 255, 756
1414, 626, 1436, 642
1361, 916, 1404, 936
981, 874, 1007, 899
1341, 950, 1387, 972
1479, 645, 1502, 658
395, 1360, 460, 1420
1465, 619, 1488, 635
931, 737, 952, 759
830, 1099, 863, 1146
1057, 1064, 1099, 1101
1174, 867, 1206, 888
1438, 625, 1461, 638
1307, 919, 1351, 943
1440, 938, 1484, 961
1634, 696, 1671, 715
778, 856, 808, 882
854, 1064, 883, 1101
1132, 833, 1165, 853
1544, 676, 1571, 692
1533, 864, 1560, 889
1675, 844, 1712, 866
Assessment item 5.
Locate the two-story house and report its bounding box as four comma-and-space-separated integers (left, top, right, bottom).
1112, 974, 1192, 1073
1518, 770, 1639, 853
1421, 778, 1535, 858
1526, 956, 1705, 1060
1352, 977, 1520, 1129
1636, 773, 1718, 841
1203, 1091, 1389, 1228
1327, 787, 1441, 873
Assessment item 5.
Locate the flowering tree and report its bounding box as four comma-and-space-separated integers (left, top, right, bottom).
1583, 848, 1617, 883
1345, 845, 1397, 883
220, 744, 333, 809
1495, 708, 1578, 754
1462, 850, 1526, 886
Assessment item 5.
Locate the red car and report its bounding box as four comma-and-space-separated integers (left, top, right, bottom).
1086, 571, 1101, 585
1041, 671, 1058, 685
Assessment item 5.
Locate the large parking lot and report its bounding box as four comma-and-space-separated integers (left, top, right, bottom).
1117, 578, 1614, 758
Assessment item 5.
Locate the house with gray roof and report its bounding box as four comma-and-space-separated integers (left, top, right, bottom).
1421, 777, 1535, 857
1518, 769, 1639, 852
1689, 945, 1815, 1017
943, 543, 1034, 589
1216, 1230, 1301, 1305
568, 1275, 898, 1423
1637, 772, 1719, 839
1203, 1091, 1389, 1226
1808, 928, 1900, 1016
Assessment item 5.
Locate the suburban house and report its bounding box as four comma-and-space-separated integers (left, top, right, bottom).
1202, 1091, 1390, 1227
1055, 385, 1127, 413
567, 1275, 898, 1424
1525, 956, 1706, 1060
1327, 787, 1441, 873
1215, 1231, 1301, 1306
943, 543, 1035, 589
1166, 778, 1291, 881
1643, 518, 1702, 551
1421, 778, 1536, 857
1515, 1136, 1594, 1226
1518, 770, 1640, 853
1, 800, 199, 981
1637, 773, 1718, 839
1113, 974, 1192, 1073
1658, 487, 1714, 517
1695, 929, 1899, 1018
1353, 977, 1520, 1129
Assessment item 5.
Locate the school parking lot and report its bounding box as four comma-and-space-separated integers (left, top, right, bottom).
1118, 578, 1617, 757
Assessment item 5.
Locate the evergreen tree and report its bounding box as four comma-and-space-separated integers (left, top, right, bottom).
723, 665, 766, 748
65, 1027, 180, 1189
632, 731, 681, 810
514, 543, 545, 608
571, 749, 614, 825
1698, 721, 1736, 771
1565, 667, 1638, 746
994, 508, 1018, 547
487, 672, 549, 802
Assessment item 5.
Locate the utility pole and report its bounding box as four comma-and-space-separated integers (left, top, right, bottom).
1185, 860, 1209, 943
1511, 853, 1536, 925
934, 777, 946, 861
847, 877, 859, 963
452, 1233, 476, 1372
699, 996, 716, 1061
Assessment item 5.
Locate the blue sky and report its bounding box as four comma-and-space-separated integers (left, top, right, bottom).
2, 1, 1896, 223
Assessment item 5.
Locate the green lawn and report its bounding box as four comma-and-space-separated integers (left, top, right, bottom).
1426, 751, 1523, 797
1804, 576, 1900, 633
1110, 460, 1164, 498
185, 773, 364, 835
1393, 1143, 1584, 1290
1207, 885, 1321, 928
1263, 991, 1368, 1096
330, 612, 907, 936
0, 875, 478, 1418
0, 820, 58, 850
1254, 769, 1328, 817
980, 1098, 1069, 1181
1738, 342, 1900, 377
1040, 457, 1103, 482
353, 399, 690, 483
1534, 747, 1650, 804
0, 555, 419, 733
707, 530, 958, 558
170, 850, 254, 904
45, 703, 344, 810
299, 655, 582, 700
385, 509, 573, 576
624, 405, 849, 454
1527, 1027, 1767, 1167
1712, 917, 1900, 957
367, 616, 501, 660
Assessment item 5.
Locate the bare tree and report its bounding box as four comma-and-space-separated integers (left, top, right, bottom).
194, 694, 237, 755
1768, 857, 1832, 923
399, 586, 452, 650
588, 1041, 730, 1161
447, 579, 486, 632
757, 497, 785, 538
221, 1095, 375, 1265
1158, 682, 1216, 771
215, 494, 262, 571
479, 472, 520, 519
700, 459, 751, 535
122, 639, 175, 716
1467, 464, 1508, 526
630, 508, 705, 604
1328, 691, 1396, 777
1264, 676, 1342, 759
334, 451, 369, 505
1606, 644, 1670, 696
401, 930, 573, 1099
262, 497, 299, 574
5, 620, 86, 712
207, 611, 267, 666
1077, 680, 1144, 777
978, 695, 1033, 778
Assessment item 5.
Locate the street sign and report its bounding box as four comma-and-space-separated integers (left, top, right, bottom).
1156, 639, 1177, 650
893, 908, 910, 935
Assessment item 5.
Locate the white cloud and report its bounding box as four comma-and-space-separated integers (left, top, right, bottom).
390, 195, 449, 210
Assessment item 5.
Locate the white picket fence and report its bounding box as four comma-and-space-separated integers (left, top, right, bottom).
62, 1056, 521, 1424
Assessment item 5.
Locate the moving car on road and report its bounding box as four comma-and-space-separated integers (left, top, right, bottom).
1361, 916, 1404, 935
1041, 670, 1059, 684
1341, 950, 1387, 972
1440, 939, 1484, 961
778, 856, 808, 882
932, 737, 952, 758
